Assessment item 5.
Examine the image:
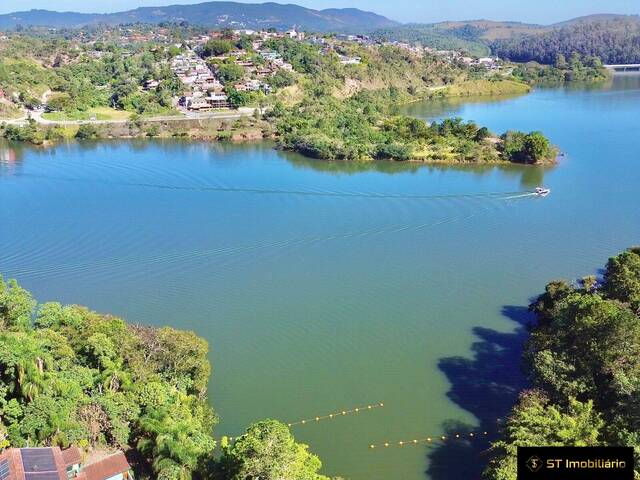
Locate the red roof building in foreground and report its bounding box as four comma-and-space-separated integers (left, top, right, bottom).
0, 448, 131, 480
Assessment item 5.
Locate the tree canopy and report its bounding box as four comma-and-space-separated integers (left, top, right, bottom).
491, 18, 640, 64
214, 420, 328, 480
0, 277, 333, 480
484, 247, 640, 479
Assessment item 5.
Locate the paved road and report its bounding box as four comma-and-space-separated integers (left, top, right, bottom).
2, 107, 258, 127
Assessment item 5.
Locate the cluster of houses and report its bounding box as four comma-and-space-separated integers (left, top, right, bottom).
171, 50, 230, 111
63, 24, 503, 114
432, 49, 501, 69
463, 56, 501, 69
169, 29, 302, 112
0, 446, 131, 480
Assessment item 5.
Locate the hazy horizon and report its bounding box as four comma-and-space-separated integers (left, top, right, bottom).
0, 0, 638, 25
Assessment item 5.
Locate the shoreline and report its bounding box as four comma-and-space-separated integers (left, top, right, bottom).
1, 81, 560, 166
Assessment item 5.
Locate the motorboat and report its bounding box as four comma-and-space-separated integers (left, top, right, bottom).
535, 187, 551, 196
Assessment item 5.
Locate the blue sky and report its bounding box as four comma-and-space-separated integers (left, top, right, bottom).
0, 0, 638, 24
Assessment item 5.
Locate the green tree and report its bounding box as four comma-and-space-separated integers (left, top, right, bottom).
203, 40, 233, 57
524, 131, 552, 163
0, 277, 36, 330
217, 64, 245, 84
603, 247, 640, 312
484, 391, 602, 480
225, 88, 250, 109
554, 53, 568, 69
76, 124, 100, 139
137, 389, 216, 480
219, 420, 328, 480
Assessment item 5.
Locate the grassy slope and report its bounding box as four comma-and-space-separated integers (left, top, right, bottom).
0, 102, 24, 120
42, 107, 133, 121
442, 79, 531, 97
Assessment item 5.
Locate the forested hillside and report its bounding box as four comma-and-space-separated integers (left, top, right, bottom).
491, 17, 640, 64
484, 247, 640, 479
375, 15, 640, 65
371, 20, 546, 57
370, 24, 491, 57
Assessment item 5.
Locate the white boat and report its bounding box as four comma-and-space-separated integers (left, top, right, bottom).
535, 187, 551, 196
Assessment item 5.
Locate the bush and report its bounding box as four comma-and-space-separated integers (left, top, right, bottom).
75, 124, 99, 139
376, 142, 412, 160
501, 130, 553, 163
45, 126, 66, 141
145, 124, 160, 137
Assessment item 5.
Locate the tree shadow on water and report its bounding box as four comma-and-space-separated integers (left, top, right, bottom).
426, 305, 533, 480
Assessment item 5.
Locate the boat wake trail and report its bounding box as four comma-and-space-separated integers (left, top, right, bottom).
500, 192, 539, 200
16, 173, 531, 202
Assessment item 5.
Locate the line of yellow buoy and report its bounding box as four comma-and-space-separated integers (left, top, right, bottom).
369, 430, 490, 449
287, 402, 385, 427
222, 402, 385, 442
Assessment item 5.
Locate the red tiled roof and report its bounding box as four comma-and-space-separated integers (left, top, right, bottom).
0, 449, 20, 480
79, 453, 130, 480
0, 448, 66, 480
61, 448, 81, 468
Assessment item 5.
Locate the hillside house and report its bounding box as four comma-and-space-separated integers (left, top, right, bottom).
0, 447, 131, 480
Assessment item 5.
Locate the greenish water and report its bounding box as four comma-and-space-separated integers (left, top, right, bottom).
2, 74, 640, 480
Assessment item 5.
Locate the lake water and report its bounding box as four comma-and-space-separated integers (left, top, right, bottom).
2, 74, 639, 480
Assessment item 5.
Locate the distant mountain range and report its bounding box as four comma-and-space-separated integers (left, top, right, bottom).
0, 3, 638, 63
0, 1, 399, 32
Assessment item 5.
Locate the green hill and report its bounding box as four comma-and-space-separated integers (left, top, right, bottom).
491, 16, 640, 64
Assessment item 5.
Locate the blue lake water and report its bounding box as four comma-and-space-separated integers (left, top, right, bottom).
1, 73, 639, 480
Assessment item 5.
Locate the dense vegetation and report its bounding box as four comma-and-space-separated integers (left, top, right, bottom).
273, 89, 554, 163
371, 24, 491, 57
492, 17, 640, 64
511, 53, 608, 84
0, 35, 182, 118
484, 247, 640, 479
0, 278, 330, 480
